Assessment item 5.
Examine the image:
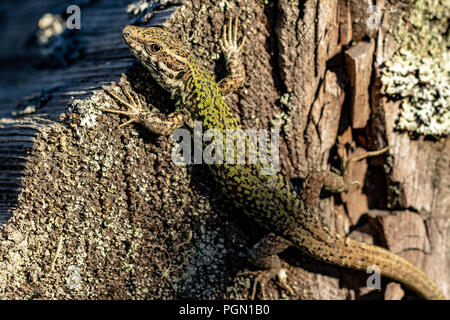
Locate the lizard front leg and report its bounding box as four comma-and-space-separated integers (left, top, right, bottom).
101, 83, 184, 135
218, 17, 246, 97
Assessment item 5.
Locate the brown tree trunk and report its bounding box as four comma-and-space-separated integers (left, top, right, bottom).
0, 0, 448, 299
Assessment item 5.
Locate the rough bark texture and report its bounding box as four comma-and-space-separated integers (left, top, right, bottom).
0, 0, 448, 299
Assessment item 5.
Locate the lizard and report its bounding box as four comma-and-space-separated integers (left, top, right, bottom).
100, 17, 446, 300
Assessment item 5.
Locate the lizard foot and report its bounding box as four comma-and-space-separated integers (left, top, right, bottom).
102, 82, 184, 135
217, 15, 247, 97
101, 82, 146, 129
347, 145, 391, 163
220, 16, 246, 55
337, 141, 391, 169
238, 268, 294, 300
340, 144, 391, 189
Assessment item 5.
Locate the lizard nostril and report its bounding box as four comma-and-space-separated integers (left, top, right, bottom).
123, 26, 132, 37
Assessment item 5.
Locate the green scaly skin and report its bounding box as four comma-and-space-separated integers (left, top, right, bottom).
101, 22, 446, 300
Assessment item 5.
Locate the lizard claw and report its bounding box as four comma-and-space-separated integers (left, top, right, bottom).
337, 143, 391, 172
220, 16, 246, 54
237, 270, 272, 300
101, 83, 146, 128
238, 268, 294, 300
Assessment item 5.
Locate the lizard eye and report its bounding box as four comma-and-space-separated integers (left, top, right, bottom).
149, 44, 161, 53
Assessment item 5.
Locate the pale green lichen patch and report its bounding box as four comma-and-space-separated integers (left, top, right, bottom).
380, 0, 449, 136
271, 93, 296, 137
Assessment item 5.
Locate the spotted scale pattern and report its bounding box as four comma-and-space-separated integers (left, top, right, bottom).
113, 24, 446, 300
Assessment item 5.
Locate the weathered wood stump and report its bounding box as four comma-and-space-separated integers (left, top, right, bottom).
0, 0, 447, 299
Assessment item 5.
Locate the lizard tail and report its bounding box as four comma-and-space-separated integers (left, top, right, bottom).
288, 228, 447, 300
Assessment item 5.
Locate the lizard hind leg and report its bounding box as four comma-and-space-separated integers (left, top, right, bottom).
240, 233, 294, 299
300, 145, 391, 209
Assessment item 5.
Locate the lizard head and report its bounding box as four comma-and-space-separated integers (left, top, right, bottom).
122, 25, 190, 93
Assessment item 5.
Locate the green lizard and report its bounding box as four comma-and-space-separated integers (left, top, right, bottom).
101, 18, 446, 300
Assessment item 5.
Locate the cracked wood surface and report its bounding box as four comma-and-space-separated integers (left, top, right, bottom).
0, 0, 448, 299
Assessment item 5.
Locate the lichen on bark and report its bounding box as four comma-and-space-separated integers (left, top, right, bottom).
380, 0, 450, 136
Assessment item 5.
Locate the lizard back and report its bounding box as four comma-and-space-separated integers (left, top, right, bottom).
118, 24, 446, 300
